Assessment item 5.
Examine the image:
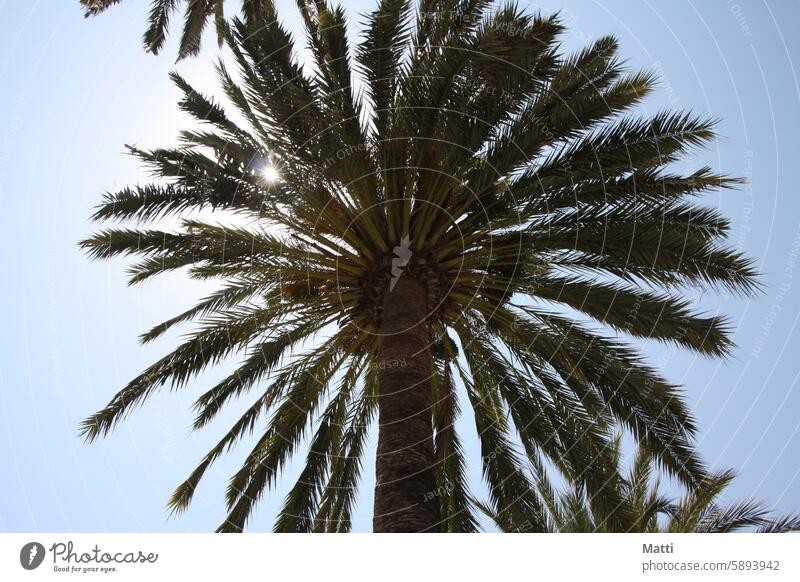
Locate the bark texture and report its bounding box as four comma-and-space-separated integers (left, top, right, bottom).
373, 275, 440, 532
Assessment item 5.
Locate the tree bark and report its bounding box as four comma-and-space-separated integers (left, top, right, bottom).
373, 274, 440, 532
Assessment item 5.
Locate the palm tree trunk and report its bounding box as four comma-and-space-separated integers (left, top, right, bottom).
373, 274, 440, 532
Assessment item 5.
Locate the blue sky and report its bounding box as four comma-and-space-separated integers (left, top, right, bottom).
1, 0, 799, 532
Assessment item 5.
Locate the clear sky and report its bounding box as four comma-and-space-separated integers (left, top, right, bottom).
1, 0, 799, 532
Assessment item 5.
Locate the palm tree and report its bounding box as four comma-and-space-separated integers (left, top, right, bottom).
80, 1, 758, 532
80, 0, 266, 60
479, 441, 800, 533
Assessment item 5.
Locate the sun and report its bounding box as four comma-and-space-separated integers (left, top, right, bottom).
261, 164, 280, 183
